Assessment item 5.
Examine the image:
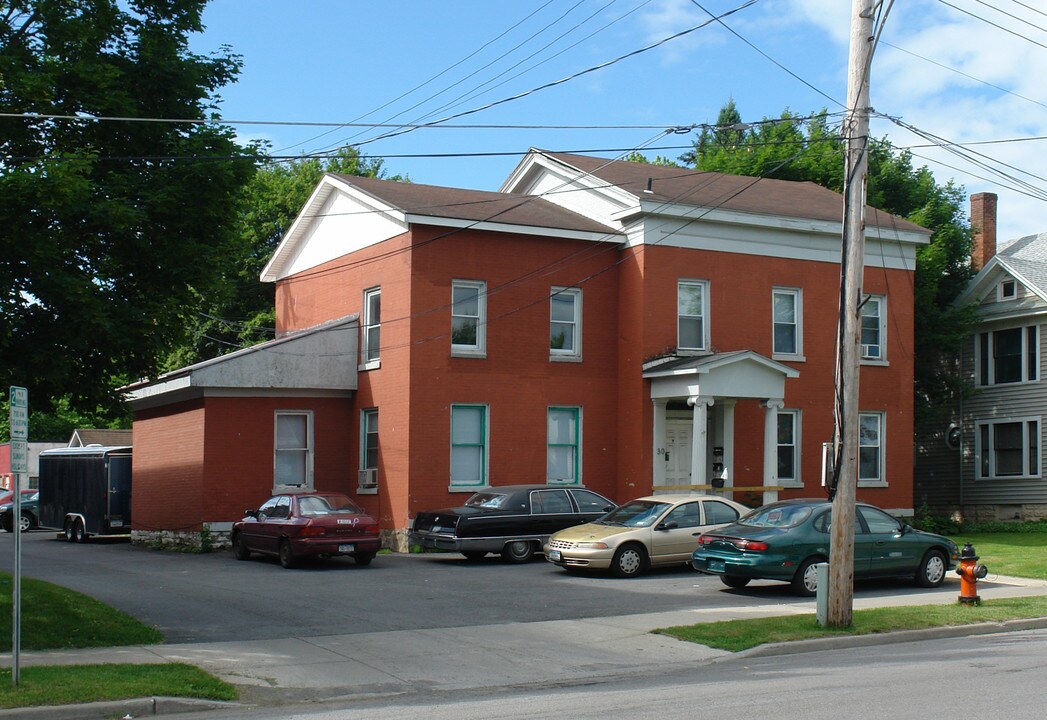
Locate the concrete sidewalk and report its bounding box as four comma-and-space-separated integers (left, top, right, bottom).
4, 574, 1047, 718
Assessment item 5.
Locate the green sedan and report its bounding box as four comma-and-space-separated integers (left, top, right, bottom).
691, 498, 960, 596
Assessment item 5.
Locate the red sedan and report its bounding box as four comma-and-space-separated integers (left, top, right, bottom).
232, 492, 381, 569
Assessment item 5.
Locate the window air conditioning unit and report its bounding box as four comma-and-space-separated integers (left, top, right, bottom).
861, 344, 880, 359
358, 469, 378, 488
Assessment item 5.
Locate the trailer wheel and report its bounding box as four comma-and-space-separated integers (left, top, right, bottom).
72, 519, 86, 544
64, 519, 75, 543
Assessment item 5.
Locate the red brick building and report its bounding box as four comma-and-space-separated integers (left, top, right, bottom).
126, 151, 928, 549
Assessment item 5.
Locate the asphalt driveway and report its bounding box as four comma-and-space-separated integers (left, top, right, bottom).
0, 530, 961, 644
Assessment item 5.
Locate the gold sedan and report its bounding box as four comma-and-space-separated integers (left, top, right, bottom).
544, 494, 752, 578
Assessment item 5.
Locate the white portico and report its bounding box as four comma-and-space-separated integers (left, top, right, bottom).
644, 352, 799, 505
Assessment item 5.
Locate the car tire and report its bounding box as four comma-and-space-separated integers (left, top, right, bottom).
791, 557, 822, 597
610, 543, 647, 578
915, 548, 947, 588
1, 518, 11, 533
721, 574, 751, 589
278, 539, 296, 569
354, 552, 376, 566
501, 540, 535, 564
18, 512, 33, 533
232, 533, 251, 561
461, 551, 487, 561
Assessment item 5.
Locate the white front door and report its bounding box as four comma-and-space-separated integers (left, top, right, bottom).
663, 421, 692, 489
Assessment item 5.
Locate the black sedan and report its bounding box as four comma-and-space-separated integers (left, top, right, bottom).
409, 484, 615, 563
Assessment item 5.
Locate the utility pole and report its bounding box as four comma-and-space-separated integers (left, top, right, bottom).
828, 0, 876, 628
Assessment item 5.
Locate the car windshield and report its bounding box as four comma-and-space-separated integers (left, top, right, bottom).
738, 504, 814, 528
464, 492, 510, 509
297, 494, 364, 516
598, 501, 671, 528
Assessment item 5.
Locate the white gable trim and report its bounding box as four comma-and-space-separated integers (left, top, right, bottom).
261, 175, 408, 283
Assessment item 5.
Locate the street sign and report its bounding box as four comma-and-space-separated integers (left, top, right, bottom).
9, 439, 27, 474
9, 386, 27, 441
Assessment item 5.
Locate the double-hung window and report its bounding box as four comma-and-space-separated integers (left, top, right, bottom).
550, 287, 582, 360
772, 288, 802, 357
451, 280, 486, 356
977, 326, 1038, 385
359, 409, 378, 488
450, 405, 487, 487
547, 407, 580, 485
776, 410, 800, 485
861, 295, 886, 361
362, 287, 380, 366
678, 280, 709, 351
858, 412, 884, 484
977, 418, 1040, 478
275, 411, 312, 488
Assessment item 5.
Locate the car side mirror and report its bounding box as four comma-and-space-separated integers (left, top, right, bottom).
603, 505, 614, 512
245, 509, 258, 518
900, 523, 912, 535
657, 520, 678, 531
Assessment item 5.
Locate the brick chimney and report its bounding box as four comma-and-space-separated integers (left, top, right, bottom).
970, 192, 998, 271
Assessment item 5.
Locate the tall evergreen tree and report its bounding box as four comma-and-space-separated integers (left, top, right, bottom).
0, 1, 258, 419
685, 102, 976, 429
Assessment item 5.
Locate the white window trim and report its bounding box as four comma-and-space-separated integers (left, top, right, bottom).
450, 404, 489, 490
857, 411, 887, 487
860, 295, 888, 365
975, 416, 1042, 480
274, 410, 314, 491
772, 287, 805, 361
451, 279, 487, 358
975, 326, 1039, 387
677, 279, 710, 352
358, 408, 379, 494
777, 409, 803, 488
360, 286, 381, 371
998, 279, 1017, 302
547, 406, 582, 485
550, 287, 582, 362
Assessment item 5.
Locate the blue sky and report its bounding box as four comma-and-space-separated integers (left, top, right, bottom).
191, 0, 1047, 242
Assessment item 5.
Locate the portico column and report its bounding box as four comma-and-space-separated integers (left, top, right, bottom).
763, 399, 785, 505
652, 399, 668, 490
688, 396, 714, 491
721, 399, 736, 493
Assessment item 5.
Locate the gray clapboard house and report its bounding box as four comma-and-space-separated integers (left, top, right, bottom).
915, 193, 1047, 521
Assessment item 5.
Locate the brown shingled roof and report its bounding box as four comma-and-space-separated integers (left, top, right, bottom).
539, 151, 929, 235
328, 174, 617, 236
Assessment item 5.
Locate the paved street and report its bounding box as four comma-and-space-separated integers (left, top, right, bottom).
0, 529, 966, 643
3, 528, 1047, 719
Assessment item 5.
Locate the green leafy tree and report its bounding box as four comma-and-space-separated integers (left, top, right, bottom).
166, 147, 402, 369
0, 1, 258, 424
685, 101, 976, 429
621, 151, 681, 167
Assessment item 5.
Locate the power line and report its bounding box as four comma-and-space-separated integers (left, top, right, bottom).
349, 0, 762, 148
936, 0, 1047, 50
880, 40, 1047, 112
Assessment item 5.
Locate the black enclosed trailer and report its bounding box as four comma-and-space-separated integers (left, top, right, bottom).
38, 445, 132, 542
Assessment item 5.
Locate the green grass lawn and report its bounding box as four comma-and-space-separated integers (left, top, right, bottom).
0, 573, 162, 651
0, 664, 238, 708
949, 533, 1047, 579
658, 595, 1047, 652
0, 572, 237, 709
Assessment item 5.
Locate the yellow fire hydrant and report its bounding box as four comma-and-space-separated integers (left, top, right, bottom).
956, 542, 988, 605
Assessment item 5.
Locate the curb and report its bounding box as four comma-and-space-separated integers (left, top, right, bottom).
738, 616, 1047, 659
0, 696, 246, 720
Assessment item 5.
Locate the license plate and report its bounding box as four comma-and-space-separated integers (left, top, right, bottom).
707, 559, 725, 573
110, 520, 123, 527
338, 544, 355, 553
548, 549, 561, 561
